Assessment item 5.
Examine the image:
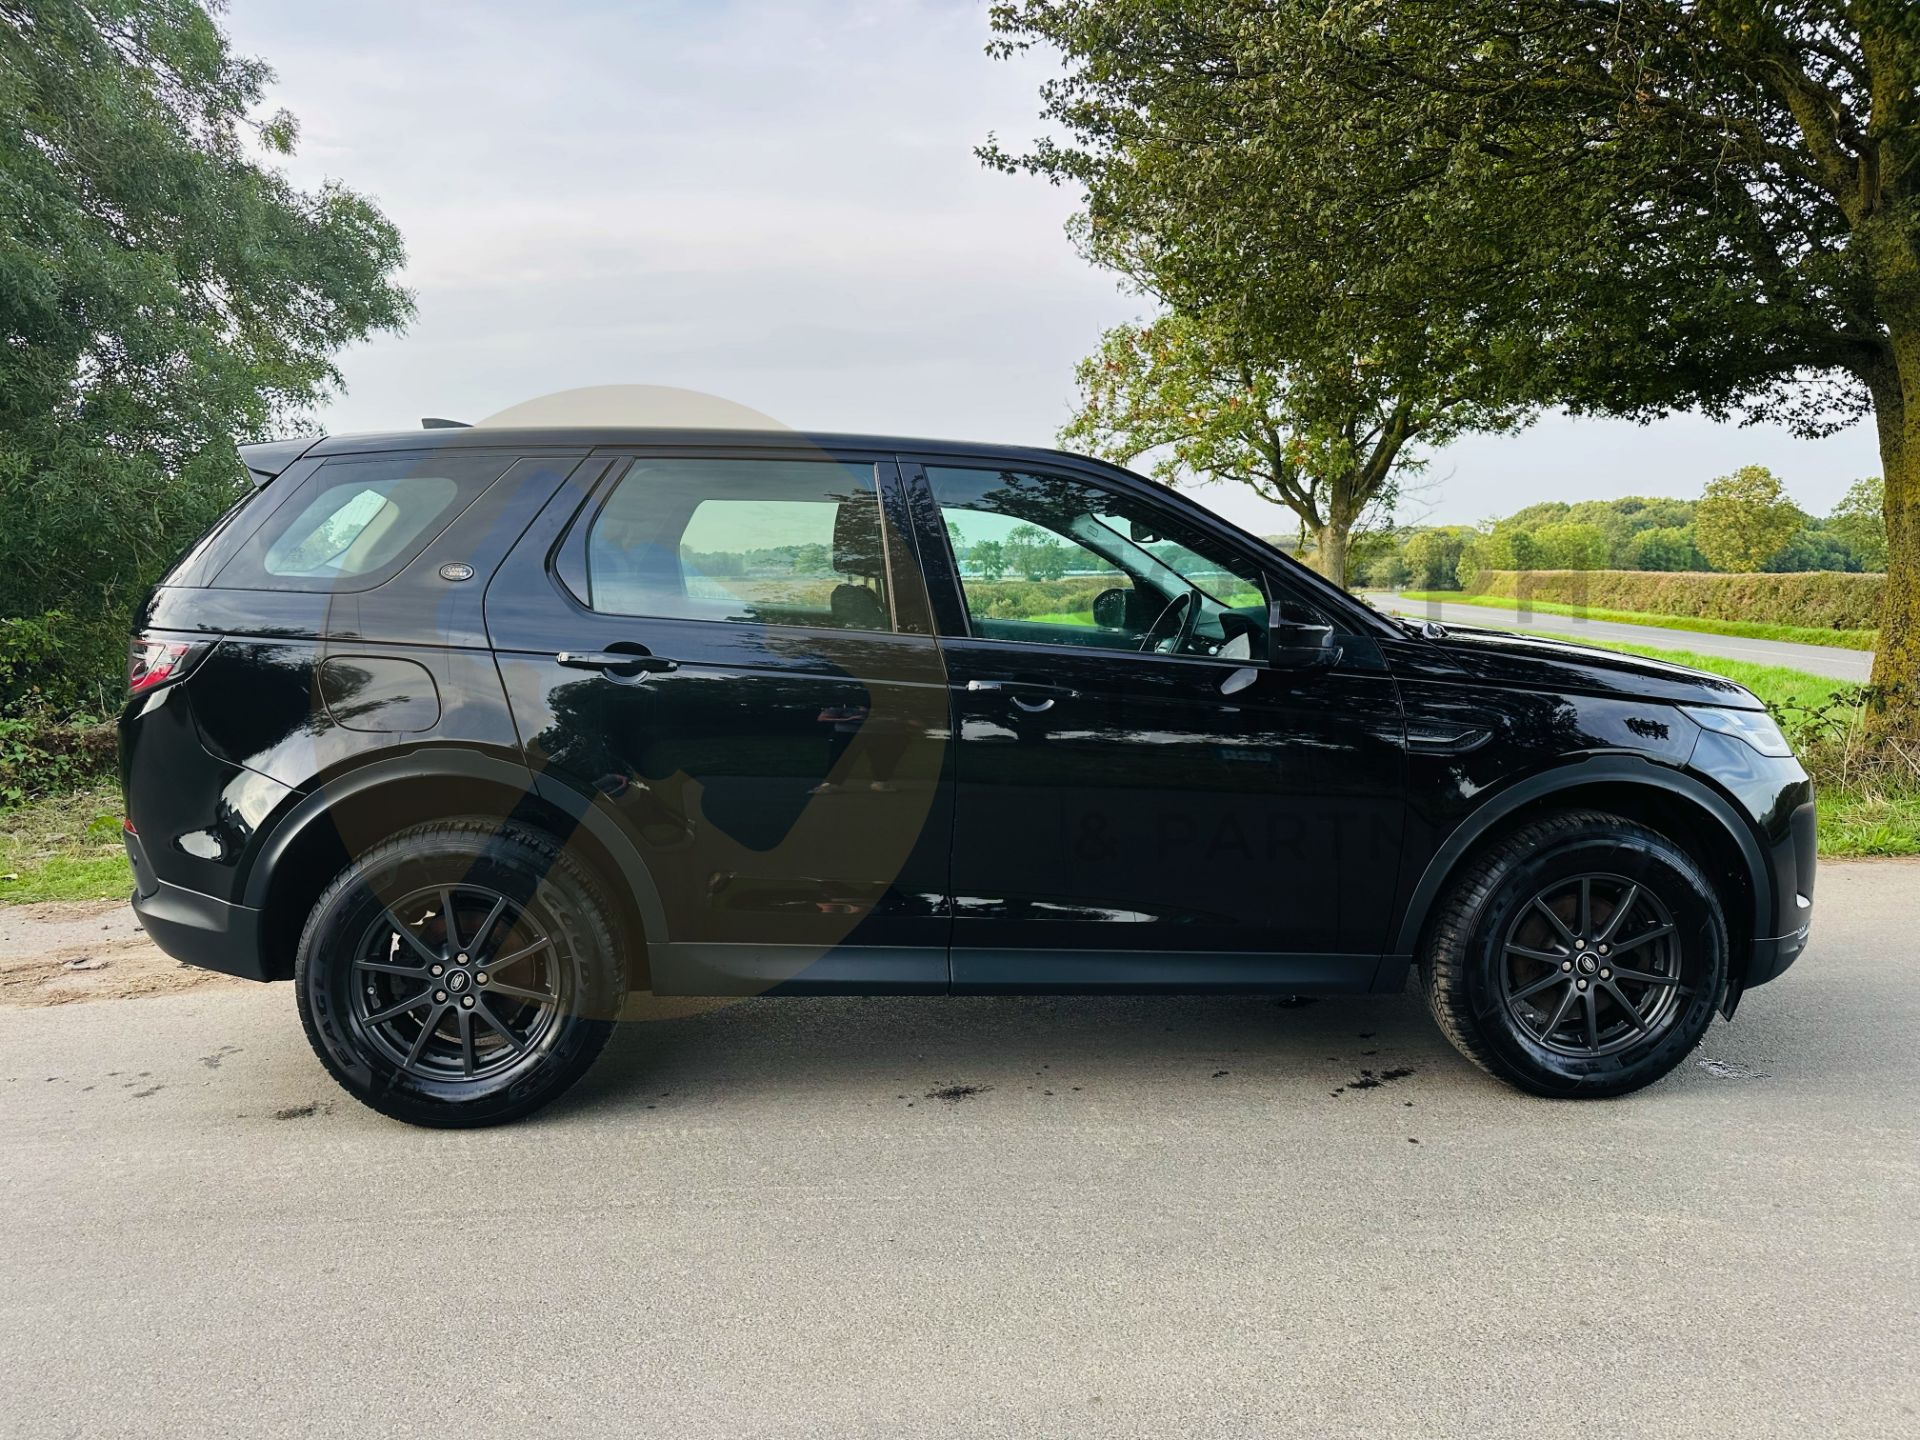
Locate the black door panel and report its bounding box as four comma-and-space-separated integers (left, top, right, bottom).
899, 457, 1408, 985
941, 637, 1406, 969
485, 449, 954, 995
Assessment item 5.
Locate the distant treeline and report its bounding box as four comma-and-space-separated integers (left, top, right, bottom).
1360, 470, 1885, 591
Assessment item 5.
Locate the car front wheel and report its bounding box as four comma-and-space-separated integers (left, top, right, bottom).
1423, 810, 1728, 1097
295, 819, 626, 1127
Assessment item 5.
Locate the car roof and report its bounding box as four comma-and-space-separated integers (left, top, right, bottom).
304, 426, 1094, 469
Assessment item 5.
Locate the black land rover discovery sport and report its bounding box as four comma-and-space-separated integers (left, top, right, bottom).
119, 426, 1816, 1126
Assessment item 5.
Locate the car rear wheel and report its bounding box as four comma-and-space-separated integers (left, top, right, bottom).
295, 819, 626, 1127
1422, 810, 1727, 1097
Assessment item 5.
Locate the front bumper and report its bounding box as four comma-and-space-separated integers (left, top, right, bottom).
1748, 799, 1817, 990
1748, 919, 1813, 988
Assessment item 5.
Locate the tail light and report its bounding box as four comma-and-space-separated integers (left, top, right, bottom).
127, 636, 209, 696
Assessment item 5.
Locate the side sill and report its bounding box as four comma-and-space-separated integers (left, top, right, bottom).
951, 948, 1389, 995
648, 945, 1410, 998
650, 943, 948, 996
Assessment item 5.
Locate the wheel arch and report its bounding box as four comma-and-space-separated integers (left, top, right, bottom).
243, 748, 665, 985
1395, 757, 1769, 988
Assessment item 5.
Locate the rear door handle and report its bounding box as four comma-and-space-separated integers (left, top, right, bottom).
557, 648, 677, 676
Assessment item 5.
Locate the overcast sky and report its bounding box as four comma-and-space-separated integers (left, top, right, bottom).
225, 0, 1883, 532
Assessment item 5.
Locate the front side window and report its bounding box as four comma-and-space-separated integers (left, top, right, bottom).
927, 467, 1271, 661
585, 458, 892, 631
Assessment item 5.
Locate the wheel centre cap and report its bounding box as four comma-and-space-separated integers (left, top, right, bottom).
447, 969, 472, 993
1576, 953, 1600, 975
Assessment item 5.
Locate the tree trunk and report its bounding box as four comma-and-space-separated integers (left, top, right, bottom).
1867, 321, 1918, 736
1314, 521, 1350, 589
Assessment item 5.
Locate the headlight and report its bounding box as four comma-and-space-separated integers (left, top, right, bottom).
1682, 705, 1794, 758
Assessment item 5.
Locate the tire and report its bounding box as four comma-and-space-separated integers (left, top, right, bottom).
1422, 809, 1727, 1098
294, 819, 627, 1127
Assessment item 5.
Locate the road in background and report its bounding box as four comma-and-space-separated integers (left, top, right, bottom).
1366, 591, 1873, 681
4, 861, 1916, 1439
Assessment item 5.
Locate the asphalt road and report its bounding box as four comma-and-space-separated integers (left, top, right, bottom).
1365, 592, 1874, 681
4, 862, 1917, 1439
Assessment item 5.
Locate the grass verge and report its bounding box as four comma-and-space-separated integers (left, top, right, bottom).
1814, 786, 1920, 856
0, 782, 129, 904
1396, 590, 1878, 652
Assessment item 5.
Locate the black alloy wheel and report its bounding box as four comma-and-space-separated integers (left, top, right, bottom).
296, 819, 626, 1127
1499, 873, 1686, 1057
1423, 810, 1727, 1097
348, 882, 569, 1084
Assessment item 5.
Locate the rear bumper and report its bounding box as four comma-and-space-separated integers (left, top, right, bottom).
124, 821, 272, 981
130, 879, 272, 982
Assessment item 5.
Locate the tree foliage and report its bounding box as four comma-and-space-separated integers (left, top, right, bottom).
1764, 524, 1866, 572
1562, 497, 1697, 566
0, 0, 411, 713
984, 0, 1920, 726
1003, 524, 1072, 580
1628, 526, 1712, 572
1400, 527, 1475, 591
968, 538, 1009, 581
1695, 465, 1806, 572
1060, 313, 1521, 585
1456, 498, 1709, 582
1827, 475, 1889, 570
1402, 476, 1884, 587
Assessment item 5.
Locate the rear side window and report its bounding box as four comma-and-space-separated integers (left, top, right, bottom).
263, 475, 458, 578
215, 454, 511, 591
584, 458, 893, 631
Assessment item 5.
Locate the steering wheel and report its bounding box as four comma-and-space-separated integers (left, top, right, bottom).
1138, 590, 1198, 654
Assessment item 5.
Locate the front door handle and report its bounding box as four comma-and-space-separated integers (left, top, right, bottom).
966, 678, 1076, 711
557, 648, 677, 676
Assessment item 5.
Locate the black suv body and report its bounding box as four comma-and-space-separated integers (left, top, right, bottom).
120, 428, 1816, 1124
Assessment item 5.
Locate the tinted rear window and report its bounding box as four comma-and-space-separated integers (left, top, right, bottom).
214, 454, 511, 592
583, 457, 892, 630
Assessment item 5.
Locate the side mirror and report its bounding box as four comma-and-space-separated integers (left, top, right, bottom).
1268, 610, 1339, 670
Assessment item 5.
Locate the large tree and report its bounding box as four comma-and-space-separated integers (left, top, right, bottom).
1695, 464, 1806, 571
1, 0, 411, 712
985, 1, 1920, 728
1827, 474, 1889, 569
1061, 313, 1522, 585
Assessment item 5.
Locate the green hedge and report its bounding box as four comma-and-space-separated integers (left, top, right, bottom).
1462, 569, 1885, 631
965, 577, 1116, 620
